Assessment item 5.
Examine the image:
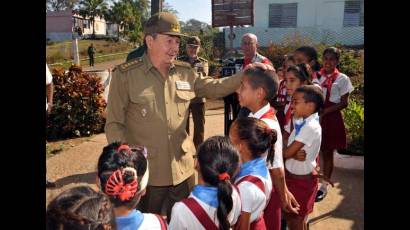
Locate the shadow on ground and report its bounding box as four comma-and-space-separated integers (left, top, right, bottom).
309, 167, 364, 230
52, 172, 97, 189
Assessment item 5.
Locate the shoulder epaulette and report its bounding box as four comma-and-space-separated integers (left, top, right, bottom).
173, 60, 192, 68
118, 58, 143, 72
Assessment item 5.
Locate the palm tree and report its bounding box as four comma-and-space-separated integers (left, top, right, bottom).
104, 2, 123, 40
104, 0, 132, 40
78, 0, 108, 39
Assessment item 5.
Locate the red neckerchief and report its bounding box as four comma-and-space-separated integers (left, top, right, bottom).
284, 102, 293, 127
277, 80, 287, 102
320, 68, 340, 101
260, 106, 276, 120
243, 58, 252, 68
243, 53, 272, 68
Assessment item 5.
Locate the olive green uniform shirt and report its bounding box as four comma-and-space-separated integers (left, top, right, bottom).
178, 55, 209, 103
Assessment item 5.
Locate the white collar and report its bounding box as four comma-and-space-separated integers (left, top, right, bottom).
295, 112, 319, 124
248, 103, 271, 119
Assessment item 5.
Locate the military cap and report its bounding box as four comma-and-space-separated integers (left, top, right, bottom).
144, 12, 186, 37
187, 36, 201, 47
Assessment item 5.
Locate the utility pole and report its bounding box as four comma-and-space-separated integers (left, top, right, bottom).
72, 32, 80, 66
151, 0, 162, 16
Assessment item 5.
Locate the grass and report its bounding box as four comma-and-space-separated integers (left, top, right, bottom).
46, 40, 134, 64
48, 52, 129, 69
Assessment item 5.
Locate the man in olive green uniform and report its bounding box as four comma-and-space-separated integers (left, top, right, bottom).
105, 12, 245, 220
178, 36, 208, 149
126, 44, 146, 62
87, 43, 96, 66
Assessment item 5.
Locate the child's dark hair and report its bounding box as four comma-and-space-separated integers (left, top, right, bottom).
283, 54, 295, 66
233, 117, 277, 166
46, 186, 116, 230
197, 136, 240, 230
295, 46, 321, 71
287, 63, 312, 84
323, 46, 341, 61
243, 66, 279, 101
295, 85, 325, 113
97, 142, 148, 209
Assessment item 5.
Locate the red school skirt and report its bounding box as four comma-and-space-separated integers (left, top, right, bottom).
285, 172, 319, 217
263, 188, 281, 230
321, 101, 347, 151
251, 214, 267, 230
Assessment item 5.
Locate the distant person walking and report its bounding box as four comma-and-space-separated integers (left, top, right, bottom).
88, 43, 96, 66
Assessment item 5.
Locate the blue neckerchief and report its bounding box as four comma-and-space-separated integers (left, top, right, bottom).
294, 113, 319, 136
192, 184, 219, 208
294, 118, 306, 136
116, 209, 144, 230
236, 157, 268, 179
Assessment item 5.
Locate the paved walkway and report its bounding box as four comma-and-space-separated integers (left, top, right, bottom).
82, 59, 125, 71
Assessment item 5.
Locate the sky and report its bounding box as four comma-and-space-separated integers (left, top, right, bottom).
165, 0, 212, 24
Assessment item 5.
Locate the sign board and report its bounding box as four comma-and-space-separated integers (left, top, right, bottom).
212, 0, 254, 27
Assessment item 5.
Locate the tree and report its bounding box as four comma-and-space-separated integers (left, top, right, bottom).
78, 0, 108, 39
134, 0, 150, 19
46, 0, 79, 12
104, 0, 148, 43
161, 0, 178, 15
181, 19, 209, 33
104, 0, 128, 40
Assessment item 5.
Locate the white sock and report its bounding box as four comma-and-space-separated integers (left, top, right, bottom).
319, 182, 328, 193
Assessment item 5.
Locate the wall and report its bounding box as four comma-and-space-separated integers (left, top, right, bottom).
225, 0, 363, 47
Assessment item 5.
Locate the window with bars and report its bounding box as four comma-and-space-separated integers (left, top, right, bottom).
343, 0, 364, 27
269, 3, 298, 28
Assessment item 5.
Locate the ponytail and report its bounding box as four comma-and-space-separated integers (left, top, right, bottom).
266, 128, 278, 166
217, 179, 233, 230
196, 136, 240, 230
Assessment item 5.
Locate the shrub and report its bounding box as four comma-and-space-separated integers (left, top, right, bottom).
339, 50, 363, 77
46, 65, 107, 140
341, 98, 364, 155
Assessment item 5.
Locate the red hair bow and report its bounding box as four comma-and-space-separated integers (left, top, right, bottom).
218, 172, 230, 181
117, 144, 131, 154
105, 169, 138, 201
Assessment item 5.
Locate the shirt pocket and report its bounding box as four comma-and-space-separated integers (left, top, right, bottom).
175, 90, 196, 117
128, 92, 156, 121
330, 82, 341, 103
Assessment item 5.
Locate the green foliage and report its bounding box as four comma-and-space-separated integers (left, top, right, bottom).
342, 98, 364, 155
47, 66, 106, 140
178, 28, 224, 76
339, 50, 364, 77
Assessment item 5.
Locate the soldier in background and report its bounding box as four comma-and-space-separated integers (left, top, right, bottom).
178, 36, 208, 149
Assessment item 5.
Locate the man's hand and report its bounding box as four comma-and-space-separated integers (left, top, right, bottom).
293, 149, 307, 161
